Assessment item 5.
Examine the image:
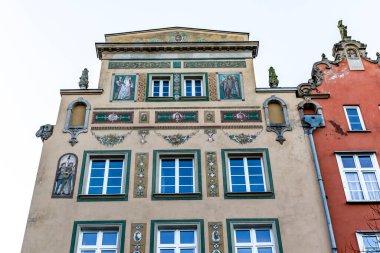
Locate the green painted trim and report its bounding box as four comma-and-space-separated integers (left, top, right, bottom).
108, 58, 249, 61
226, 218, 283, 253
70, 220, 126, 253
221, 148, 275, 199
152, 150, 202, 200
145, 73, 209, 102
77, 150, 131, 202
150, 219, 205, 253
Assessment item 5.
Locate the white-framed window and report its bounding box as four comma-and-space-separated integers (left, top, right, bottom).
151, 76, 171, 97
357, 233, 380, 252
227, 219, 281, 253
77, 230, 118, 253
228, 156, 267, 193
86, 158, 124, 195
183, 76, 204, 97
336, 153, 380, 201
157, 229, 198, 253
152, 220, 203, 253
159, 157, 195, 194
344, 106, 366, 131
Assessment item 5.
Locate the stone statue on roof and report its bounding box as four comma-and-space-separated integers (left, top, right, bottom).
337, 20, 351, 41
79, 68, 89, 89
269, 66, 279, 88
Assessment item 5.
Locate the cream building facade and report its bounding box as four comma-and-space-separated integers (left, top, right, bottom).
23, 27, 331, 253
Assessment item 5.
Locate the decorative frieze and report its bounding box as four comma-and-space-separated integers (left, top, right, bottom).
134, 153, 149, 198
184, 61, 246, 68
222, 128, 263, 145
92, 112, 134, 124
109, 61, 171, 69
155, 111, 198, 123
208, 222, 224, 253
52, 153, 78, 198
206, 152, 219, 197
137, 74, 147, 102
91, 125, 263, 131
91, 132, 131, 147
221, 110, 261, 123
130, 223, 147, 253
154, 130, 199, 146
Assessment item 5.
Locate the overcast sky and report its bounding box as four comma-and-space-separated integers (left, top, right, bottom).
1, 0, 380, 251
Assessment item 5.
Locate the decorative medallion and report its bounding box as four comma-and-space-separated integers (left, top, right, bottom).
92, 112, 134, 124
108, 61, 171, 69
134, 153, 148, 198
155, 111, 198, 123
208, 222, 224, 253
35, 124, 54, 142
184, 61, 246, 68
222, 128, 263, 145
154, 130, 199, 146
138, 129, 149, 144
92, 132, 131, 147
52, 153, 78, 198
139, 111, 149, 123
137, 74, 147, 102
206, 152, 219, 197
221, 110, 261, 123
204, 129, 216, 143
204, 111, 215, 123
130, 223, 146, 253
208, 73, 218, 101
173, 73, 181, 101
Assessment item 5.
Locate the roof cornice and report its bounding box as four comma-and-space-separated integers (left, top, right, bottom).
95, 41, 259, 59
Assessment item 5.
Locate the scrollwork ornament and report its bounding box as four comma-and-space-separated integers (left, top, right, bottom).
204, 129, 216, 142
154, 130, 199, 146
138, 129, 149, 144
222, 128, 263, 145
91, 131, 131, 147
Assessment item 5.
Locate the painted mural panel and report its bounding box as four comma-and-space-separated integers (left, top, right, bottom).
52, 153, 78, 198
218, 73, 242, 100
112, 74, 136, 101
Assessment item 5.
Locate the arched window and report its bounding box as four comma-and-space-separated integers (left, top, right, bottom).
263, 96, 291, 144
63, 97, 91, 146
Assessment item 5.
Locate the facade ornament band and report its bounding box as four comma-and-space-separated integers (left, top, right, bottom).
130, 223, 147, 253
138, 129, 150, 144
35, 124, 54, 141
222, 128, 263, 144
208, 222, 224, 253
206, 152, 219, 197
134, 153, 148, 198
91, 131, 131, 146
154, 130, 199, 146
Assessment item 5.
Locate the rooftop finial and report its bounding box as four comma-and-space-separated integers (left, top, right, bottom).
79, 68, 89, 89
321, 53, 327, 61
268, 66, 279, 88
337, 20, 351, 41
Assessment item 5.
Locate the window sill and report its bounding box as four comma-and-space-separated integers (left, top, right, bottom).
224, 191, 274, 199
347, 130, 371, 133
77, 194, 128, 202
152, 192, 202, 200
146, 96, 174, 102
179, 96, 209, 101
346, 200, 380, 204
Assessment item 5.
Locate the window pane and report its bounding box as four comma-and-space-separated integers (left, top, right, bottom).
160, 250, 174, 253
161, 167, 175, 177
109, 160, 123, 168
256, 230, 271, 243
160, 231, 175, 244
108, 169, 122, 177
346, 172, 364, 200
91, 169, 105, 177
180, 250, 195, 253
161, 177, 175, 185
162, 159, 175, 168
106, 187, 121, 194
250, 185, 265, 192
107, 178, 122, 187
179, 167, 193, 177
230, 158, 244, 167
257, 248, 273, 253
231, 176, 246, 184
232, 185, 247, 192
230, 167, 245, 175
179, 177, 193, 185
179, 186, 194, 193
363, 172, 380, 200
92, 160, 106, 168
180, 231, 195, 244
236, 230, 251, 243
82, 232, 97, 245
101, 251, 116, 253
341, 156, 355, 168
363, 236, 380, 250
90, 178, 104, 187
102, 232, 118, 245
250, 176, 264, 184
82, 251, 96, 253
237, 249, 252, 253
359, 156, 373, 168
248, 166, 263, 175
161, 186, 175, 193
179, 159, 193, 168
88, 187, 102, 194
247, 158, 261, 167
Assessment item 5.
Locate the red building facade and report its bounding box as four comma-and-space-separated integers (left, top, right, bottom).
298, 22, 380, 252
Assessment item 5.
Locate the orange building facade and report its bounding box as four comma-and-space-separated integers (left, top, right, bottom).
298, 21, 380, 252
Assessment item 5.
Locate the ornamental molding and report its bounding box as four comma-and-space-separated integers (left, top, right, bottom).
91, 131, 131, 147
221, 110, 261, 123
130, 223, 147, 253
91, 125, 263, 131
109, 61, 171, 69
208, 222, 224, 253
222, 128, 263, 144
183, 61, 246, 68
154, 130, 199, 146
134, 153, 148, 198
36, 124, 54, 142
92, 111, 134, 124
94, 105, 260, 110
206, 152, 219, 197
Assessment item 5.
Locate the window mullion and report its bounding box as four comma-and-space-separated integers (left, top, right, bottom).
192, 80, 195, 96
96, 231, 102, 253
103, 160, 110, 194
355, 155, 369, 200
175, 159, 179, 193
159, 81, 163, 97
243, 157, 250, 192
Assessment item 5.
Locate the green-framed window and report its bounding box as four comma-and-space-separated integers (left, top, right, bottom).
150, 220, 205, 253
221, 149, 275, 199
70, 220, 126, 253
145, 73, 209, 102
77, 150, 131, 201
152, 150, 202, 200
227, 219, 283, 253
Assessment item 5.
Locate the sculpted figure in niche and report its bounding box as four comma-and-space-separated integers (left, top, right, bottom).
347, 48, 358, 58
52, 153, 78, 198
